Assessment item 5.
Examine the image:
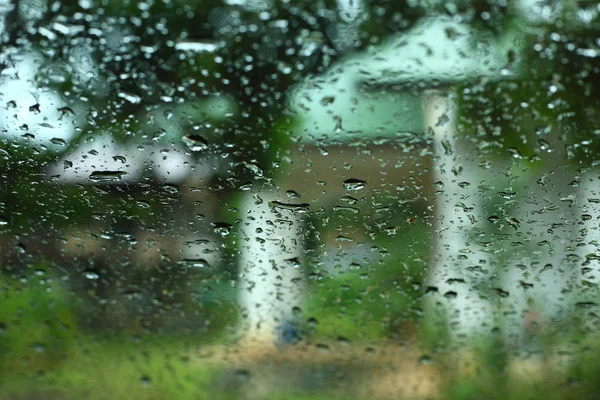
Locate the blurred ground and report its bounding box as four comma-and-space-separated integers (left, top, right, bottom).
0, 334, 591, 400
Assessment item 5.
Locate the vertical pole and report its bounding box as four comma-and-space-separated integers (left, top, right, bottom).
238, 186, 305, 346
425, 89, 492, 342
578, 171, 600, 333
503, 158, 579, 344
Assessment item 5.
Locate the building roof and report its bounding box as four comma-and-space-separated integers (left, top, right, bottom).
290, 15, 521, 143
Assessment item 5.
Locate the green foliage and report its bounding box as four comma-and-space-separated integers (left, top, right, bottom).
1, 336, 226, 400
304, 218, 429, 341
0, 265, 79, 378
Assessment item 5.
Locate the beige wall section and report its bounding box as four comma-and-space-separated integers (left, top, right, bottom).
283, 143, 433, 206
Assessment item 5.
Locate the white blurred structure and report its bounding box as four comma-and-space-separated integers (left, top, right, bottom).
237, 187, 305, 344
499, 0, 596, 341
45, 96, 235, 185
577, 171, 600, 332
234, 0, 367, 346
46, 134, 144, 183
0, 52, 80, 148
502, 166, 580, 341
46, 134, 196, 185
424, 91, 494, 339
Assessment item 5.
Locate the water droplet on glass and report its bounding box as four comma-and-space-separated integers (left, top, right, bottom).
343, 178, 367, 191
419, 355, 433, 365
242, 161, 264, 177
182, 135, 209, 152
118, 92, 141, 104
507, 217, 520, 229
268, 201, 310, 214
161, 184, 180, 194
333, 206, 360, 214
498, 191, 517, 200
32, 343, 46, 353
57, 106, 75, 117
212, 222, 233, 237
320, 96, 335, 106
575, 302, 597, 309
487, 215, 500, 224
234, 369, 250, 381
437, 113, 450, 126
29, 103, 41, 114
286, 190, 301, 199
84, 270, 100, 280
139, 375, 152, 387
163, 109, 173, 120
17, 243, 27, 254
316, 343, 330, 352
337, 336, 350, 346
178, 259, 211, 269
89, 171, 128, 182
152, 129, 167, 141
538, 139, 551, 151
284, 257, 302, 268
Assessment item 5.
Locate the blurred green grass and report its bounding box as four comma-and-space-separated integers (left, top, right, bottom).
3, 249, 600, 400
1, 338, 224, 400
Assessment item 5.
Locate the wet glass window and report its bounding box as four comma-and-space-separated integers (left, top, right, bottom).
1, 0, 599, 399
